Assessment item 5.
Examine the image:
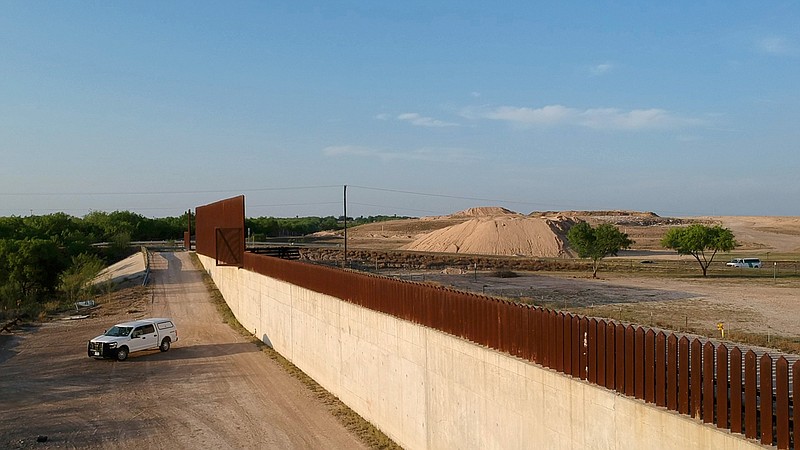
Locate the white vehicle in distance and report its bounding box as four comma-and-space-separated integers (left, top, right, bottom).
88, 318, 178, 361
725, 258, 762, 268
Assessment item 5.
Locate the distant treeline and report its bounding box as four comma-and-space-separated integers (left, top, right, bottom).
246, 214, 410, 239
0, 211, 189, 245
0, 211, 411, 244
0, 211, 190, 318
0, 211, 409, 319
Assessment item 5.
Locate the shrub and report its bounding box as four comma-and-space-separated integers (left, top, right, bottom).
491, 270, 519, 278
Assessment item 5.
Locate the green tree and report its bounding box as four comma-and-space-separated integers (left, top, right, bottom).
107, 231, 132, 261
0, 216, 25, 239
84, 210, 140, 240
23, 213, 78, 239
567, 222, 634, 278
59, 253, 105, 303
661, 224, 736, 276
0, 238, 65, 300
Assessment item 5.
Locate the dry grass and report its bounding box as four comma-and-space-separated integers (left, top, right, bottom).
190, 253, 401, 450
532, 294, 800, 355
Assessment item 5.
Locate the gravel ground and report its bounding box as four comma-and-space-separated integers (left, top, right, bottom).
0, 252, 367, 450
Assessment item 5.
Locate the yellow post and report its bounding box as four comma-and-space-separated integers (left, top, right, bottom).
716, 322, 725, 338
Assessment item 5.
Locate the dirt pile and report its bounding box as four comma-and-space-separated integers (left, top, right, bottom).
451, 206, 520, 217
713, 216, 800, 252
403, 211, 576, 257
341, 206, 800, 255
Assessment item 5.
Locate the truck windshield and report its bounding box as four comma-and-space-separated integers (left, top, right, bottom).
104, 326, 132, 337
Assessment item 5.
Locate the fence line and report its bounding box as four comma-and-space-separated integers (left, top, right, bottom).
241, 252, 796, 449
194, 195, 796, 449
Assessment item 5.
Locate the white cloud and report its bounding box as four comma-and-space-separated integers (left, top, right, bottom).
589, 62, 614, 76
461, 104, 703, 131
375, 111, 461, 127
396, 112, 460, 127
758, 36, 793, 55
478, 105, 573, 125
580, 108, 697, 130
323, 145, 479, 162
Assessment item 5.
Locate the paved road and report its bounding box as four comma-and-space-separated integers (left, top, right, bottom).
0, 251, 367, 449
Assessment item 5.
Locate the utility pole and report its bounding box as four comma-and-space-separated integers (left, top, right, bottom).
186, 209, 192, 251
343, 184, 348, 268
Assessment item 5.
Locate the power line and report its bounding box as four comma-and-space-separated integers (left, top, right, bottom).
348, 202, 440, 216
1, 183, 699, 217
348, 185, 580, 210
348, 185, 701, 216
1, 183, 570, 211
0, 185, 340, 197
0, 206, 190, 214
247, 201, 341, 208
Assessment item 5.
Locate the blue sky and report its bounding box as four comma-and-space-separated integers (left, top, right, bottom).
2, 2, 798, 218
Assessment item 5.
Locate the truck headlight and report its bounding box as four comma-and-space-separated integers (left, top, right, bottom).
108, 342, 117, 348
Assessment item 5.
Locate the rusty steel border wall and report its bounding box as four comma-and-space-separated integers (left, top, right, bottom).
195, 196, 245, 266
197, 196, 797, 449
244, 252, 797, 449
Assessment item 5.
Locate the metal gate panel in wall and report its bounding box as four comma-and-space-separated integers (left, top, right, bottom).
195, 195, 245, 265
216, 227, 244, 267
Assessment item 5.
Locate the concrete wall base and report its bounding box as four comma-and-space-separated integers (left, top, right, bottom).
198, 255, 761, 450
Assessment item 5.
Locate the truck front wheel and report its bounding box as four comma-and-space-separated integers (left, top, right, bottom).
115, 347, 129, 361
159, 338, 171, 352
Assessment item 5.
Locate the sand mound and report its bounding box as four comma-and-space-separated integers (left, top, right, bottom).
711, 216, 800, 252
403, 215, 576, 257
451, 206, 521, 217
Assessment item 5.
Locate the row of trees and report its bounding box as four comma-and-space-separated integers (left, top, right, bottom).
1, 208, 737, 319
245, 214, 410, 239
567, 222, 737, 277
0, 211, 191, 318
0, 211, 189, 245
0, 211, 409, 318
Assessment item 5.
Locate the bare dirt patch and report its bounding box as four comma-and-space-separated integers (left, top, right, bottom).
343, 209, 800, 255
408, 269, 800, 353
304, 208, 800, 352
336, 209, 800, 346
712, 216, 800, 252
0, 252, 370, 449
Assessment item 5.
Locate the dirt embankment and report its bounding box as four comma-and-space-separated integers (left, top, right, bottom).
343, 208, 799, 256
712, 216, 800, 252
402, 215, 576, 257
308, 208, 800, 345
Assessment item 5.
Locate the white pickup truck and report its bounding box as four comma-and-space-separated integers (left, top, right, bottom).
88, 318, 178, 361
725, 258, 762, 268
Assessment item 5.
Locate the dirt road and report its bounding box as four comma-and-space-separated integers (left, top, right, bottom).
0, 252, 368, 450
